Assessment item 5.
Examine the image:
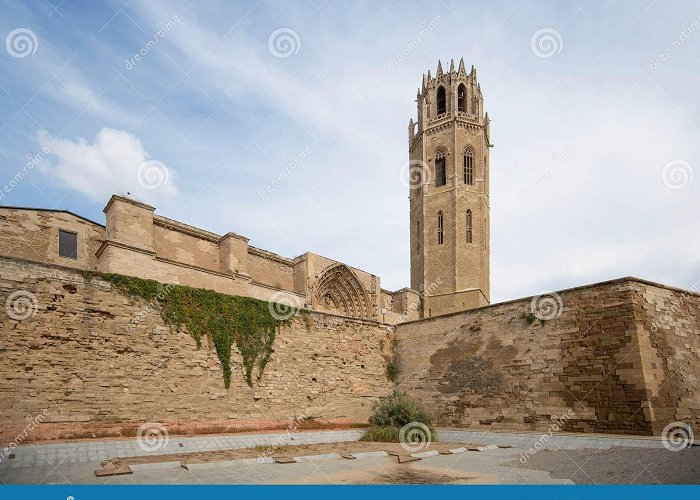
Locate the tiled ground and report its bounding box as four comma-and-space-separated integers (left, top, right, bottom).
0, 428, 680, 485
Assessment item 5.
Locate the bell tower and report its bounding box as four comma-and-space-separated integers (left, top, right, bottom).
408, 58, 491, 317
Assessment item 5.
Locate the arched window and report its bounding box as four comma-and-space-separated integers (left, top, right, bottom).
437, 86, 446, 115
457, 84, 467, 112
464, 147, 474, 185
416, 221, 421, 253
466, 210, 473, 243
435, 149, 447, 187
437, 211, 444, 245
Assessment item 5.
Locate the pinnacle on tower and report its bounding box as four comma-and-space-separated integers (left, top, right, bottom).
436, 60, 443, 77
458, 57, 466, 75
449, 59, 455, 73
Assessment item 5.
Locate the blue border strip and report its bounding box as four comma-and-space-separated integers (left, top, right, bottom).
1, 485, 697, 499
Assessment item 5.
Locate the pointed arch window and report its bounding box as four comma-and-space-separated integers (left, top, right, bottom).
464, 147, 474, 185
457, 84, 467, 112
466, 210, 473, 243
435, 148, 447, 187
437, 86, 446, 115
437, 211, 444, 245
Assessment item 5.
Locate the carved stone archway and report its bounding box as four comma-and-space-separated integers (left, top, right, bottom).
312, 264, 372, 320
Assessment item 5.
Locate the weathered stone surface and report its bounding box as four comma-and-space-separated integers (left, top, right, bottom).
0, 257, 394, 444
395, 278, 700, 436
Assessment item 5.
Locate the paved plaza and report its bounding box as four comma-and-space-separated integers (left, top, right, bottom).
2, 428, 697, 485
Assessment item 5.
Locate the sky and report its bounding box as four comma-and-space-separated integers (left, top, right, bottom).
0, 0, 698, 302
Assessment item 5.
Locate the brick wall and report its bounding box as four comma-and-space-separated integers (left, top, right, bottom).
0, 257, 394, 444
395, 278, 700, 436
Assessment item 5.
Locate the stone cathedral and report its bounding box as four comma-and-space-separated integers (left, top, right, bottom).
1, 61, 698, 441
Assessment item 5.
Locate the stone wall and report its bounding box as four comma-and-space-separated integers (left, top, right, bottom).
0, 257, 394, 444
395, 278, 700, 436
4, 252, 695, 444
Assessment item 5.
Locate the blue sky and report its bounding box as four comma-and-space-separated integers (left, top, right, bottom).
0, 0, 698, 301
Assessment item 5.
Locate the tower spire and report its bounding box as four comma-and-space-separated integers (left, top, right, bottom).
458, 57, 466, 75
436, 60, 443, 77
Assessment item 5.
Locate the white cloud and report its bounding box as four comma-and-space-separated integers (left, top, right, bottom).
37, 127, 178, 205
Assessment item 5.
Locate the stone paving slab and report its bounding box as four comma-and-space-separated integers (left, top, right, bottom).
292, 453, 341, 462
129, 461, 182, 471
437, 428, 665, 450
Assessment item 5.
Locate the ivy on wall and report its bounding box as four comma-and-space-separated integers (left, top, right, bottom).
84, 272, 295, 389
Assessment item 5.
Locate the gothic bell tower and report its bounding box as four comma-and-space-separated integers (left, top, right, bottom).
408, 58, 491, 317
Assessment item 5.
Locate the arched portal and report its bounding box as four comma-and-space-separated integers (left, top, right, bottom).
313, 264, 372, 320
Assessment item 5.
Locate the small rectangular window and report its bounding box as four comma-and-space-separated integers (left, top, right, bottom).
59, 230, 78, 259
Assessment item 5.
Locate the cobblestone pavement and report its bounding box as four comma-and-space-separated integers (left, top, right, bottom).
0, 428, 683, 485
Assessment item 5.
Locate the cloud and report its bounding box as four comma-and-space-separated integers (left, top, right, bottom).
37, 127, 178, 205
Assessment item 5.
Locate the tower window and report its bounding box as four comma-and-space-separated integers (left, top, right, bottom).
437, 86, 446, 115
437, 211, 444, 245
457, 84, 466, 112
416, 221, 421, 253
435, 149, 447, 187
464, 148, 474, 185
58, 230, 78, 259
466, 210, 473, 243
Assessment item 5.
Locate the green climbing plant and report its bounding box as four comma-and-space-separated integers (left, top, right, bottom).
87, 272, 295, 389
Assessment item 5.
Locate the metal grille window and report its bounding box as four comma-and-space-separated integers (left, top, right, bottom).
437, 211, 444, 245
464, 148, 474, 185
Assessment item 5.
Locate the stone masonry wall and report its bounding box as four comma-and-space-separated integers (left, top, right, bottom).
0, 257, 394, 444
395, 278, 700, 436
